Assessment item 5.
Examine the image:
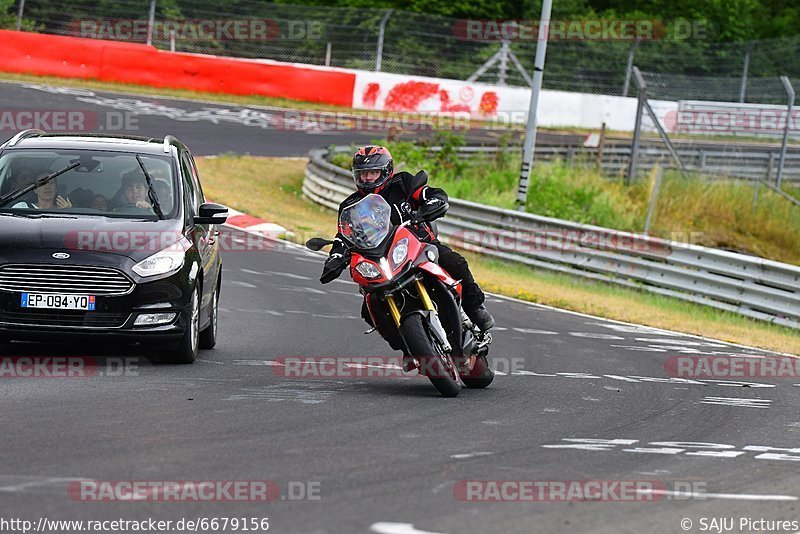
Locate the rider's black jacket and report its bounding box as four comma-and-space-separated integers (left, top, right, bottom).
320, 170, 449, 283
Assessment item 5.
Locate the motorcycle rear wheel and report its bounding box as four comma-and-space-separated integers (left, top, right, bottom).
461, 354, 494, 389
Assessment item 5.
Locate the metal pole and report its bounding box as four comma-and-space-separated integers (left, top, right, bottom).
626, 66, 646, 185
169, 30, 175, 52
596, 122, 606, 171
644, 166, 663, 235
753, 154, 770, 212
325, 42, 332, 67
777, 75, 795, 189
507, 48, 534, 87
375, 9, 393, 71
497, 41, 509, 86
644, 99, 689, 178
739, 42, 752, 103
15, 0, 25, 31
515, 0, 552, 211
146, 0, 156, 46
622, 40, 639, 97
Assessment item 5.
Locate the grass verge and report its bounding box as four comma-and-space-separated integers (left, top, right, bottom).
334, 138, 800, 265
195, 154, 800, 355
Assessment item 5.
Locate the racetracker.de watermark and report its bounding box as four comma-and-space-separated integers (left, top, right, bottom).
665, 108, 800, 135
64, 230, 279, 253
0, 110, 138, 132
448, 229, 674, 257
454, 480, 712, 502
273, 356, 525, 379
666, 355, 800, 379
67, 480, 321, 502
452, 19, 709, 42
0, 357, 138, 378
70, 18, 323, 41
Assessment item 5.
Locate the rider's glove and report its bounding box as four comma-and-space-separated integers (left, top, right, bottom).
416, 197, 448, 223
320, 252, 347, 284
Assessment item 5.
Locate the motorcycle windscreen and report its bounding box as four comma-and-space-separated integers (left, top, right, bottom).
338, 194, 392, 250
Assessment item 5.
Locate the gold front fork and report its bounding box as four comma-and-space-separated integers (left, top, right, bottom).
385, 295, 401, 327
385, 279, 434, 328
414, 279, 435, 311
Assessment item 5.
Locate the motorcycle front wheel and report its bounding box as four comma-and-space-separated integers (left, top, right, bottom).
400, 314, 461, 398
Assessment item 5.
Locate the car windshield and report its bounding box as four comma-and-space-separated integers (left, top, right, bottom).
0, 149, 177, 219
338, 194, 392, 250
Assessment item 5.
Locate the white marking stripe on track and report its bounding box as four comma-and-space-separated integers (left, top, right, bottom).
637, 489, 798, 501
370, 523, 447, 534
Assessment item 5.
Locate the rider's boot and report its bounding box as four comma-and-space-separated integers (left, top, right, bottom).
466, 304, 495, 332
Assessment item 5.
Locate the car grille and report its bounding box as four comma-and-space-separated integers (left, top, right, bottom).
0, 264, 133, 295
0, 310, 130, 328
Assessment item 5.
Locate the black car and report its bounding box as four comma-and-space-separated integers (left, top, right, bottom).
0, 130, 228, 363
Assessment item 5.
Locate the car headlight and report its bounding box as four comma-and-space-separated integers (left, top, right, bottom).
132, 241, 188, 277
391, 238, 409, 266
355, 261, 381, 279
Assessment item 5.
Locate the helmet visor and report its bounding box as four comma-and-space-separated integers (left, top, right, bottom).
353, 165, 389, 190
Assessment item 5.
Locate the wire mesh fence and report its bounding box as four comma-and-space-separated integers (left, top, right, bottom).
8, 0, 800, 100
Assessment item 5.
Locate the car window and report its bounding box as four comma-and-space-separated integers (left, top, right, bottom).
0, 149, 178, 219
179, 152, 197, 224
187, 152, 205, 208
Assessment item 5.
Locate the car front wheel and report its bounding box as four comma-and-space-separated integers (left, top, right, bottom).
161, 286, 200, 364
199, 278, 220, 350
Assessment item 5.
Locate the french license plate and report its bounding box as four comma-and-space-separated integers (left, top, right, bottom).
21, 293, 96, 310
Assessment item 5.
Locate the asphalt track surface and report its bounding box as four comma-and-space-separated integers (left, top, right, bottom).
0, 81, 583, 156
1, 82, 800, 534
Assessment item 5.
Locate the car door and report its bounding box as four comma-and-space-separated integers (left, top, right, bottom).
182, 150, 220, 307
180, 151, 211, 293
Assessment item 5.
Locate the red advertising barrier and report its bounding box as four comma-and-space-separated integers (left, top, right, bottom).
0, 30, 355, 106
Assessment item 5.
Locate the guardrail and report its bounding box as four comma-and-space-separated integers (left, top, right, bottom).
304, 146, 800, 329
385, 143, 800, 182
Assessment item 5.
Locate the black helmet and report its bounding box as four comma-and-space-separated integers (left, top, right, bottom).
352, 145, 394, 194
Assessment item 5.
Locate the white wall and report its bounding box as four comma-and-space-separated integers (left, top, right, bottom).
350, 69, 677, 132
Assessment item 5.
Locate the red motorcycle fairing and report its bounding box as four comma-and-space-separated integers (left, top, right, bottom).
417, 261, 462, 297
349, 226, 425, 287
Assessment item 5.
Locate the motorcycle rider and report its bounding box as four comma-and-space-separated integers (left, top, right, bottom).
320, 146, 494, 359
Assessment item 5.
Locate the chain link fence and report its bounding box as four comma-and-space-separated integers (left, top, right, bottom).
9, 1, 800, 100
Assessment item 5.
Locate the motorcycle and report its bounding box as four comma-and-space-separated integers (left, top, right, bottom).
306, 194, 493, 397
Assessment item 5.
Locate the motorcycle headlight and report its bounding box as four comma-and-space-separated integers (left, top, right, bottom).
132, 241, 188, 278
391, 238, 409, 266
355, 261, 381, 279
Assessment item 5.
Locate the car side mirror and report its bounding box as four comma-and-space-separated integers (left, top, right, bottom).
195, 202, 228, 225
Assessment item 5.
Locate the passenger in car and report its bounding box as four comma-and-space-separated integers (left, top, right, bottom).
12, 171, 72, 209
68, 187, 96, 209
91, 194, 109, 211
153, 180, 172, 211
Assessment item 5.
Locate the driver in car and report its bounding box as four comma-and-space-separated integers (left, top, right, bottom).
114, 170, 152, 211
320, 145, 495, 351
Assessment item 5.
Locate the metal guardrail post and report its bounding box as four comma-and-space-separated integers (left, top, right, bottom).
622, 40, 639, 97
739, 42, 752, 103
375, 9, 393, 71
515, 0, 553, 211
626, 66, 646, 185
644, 166, 663, 235
15, 0, 25, 31
777, 75, 795, 189
146, 0, 156, 46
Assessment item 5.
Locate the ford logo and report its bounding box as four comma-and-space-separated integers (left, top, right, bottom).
52, 252, 70, 259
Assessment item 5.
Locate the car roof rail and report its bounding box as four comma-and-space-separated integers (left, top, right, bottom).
4, 129, 46, 148
163, 135, 179, 153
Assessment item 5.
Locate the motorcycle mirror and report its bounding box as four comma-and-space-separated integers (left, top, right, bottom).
306, 237, 334, 251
